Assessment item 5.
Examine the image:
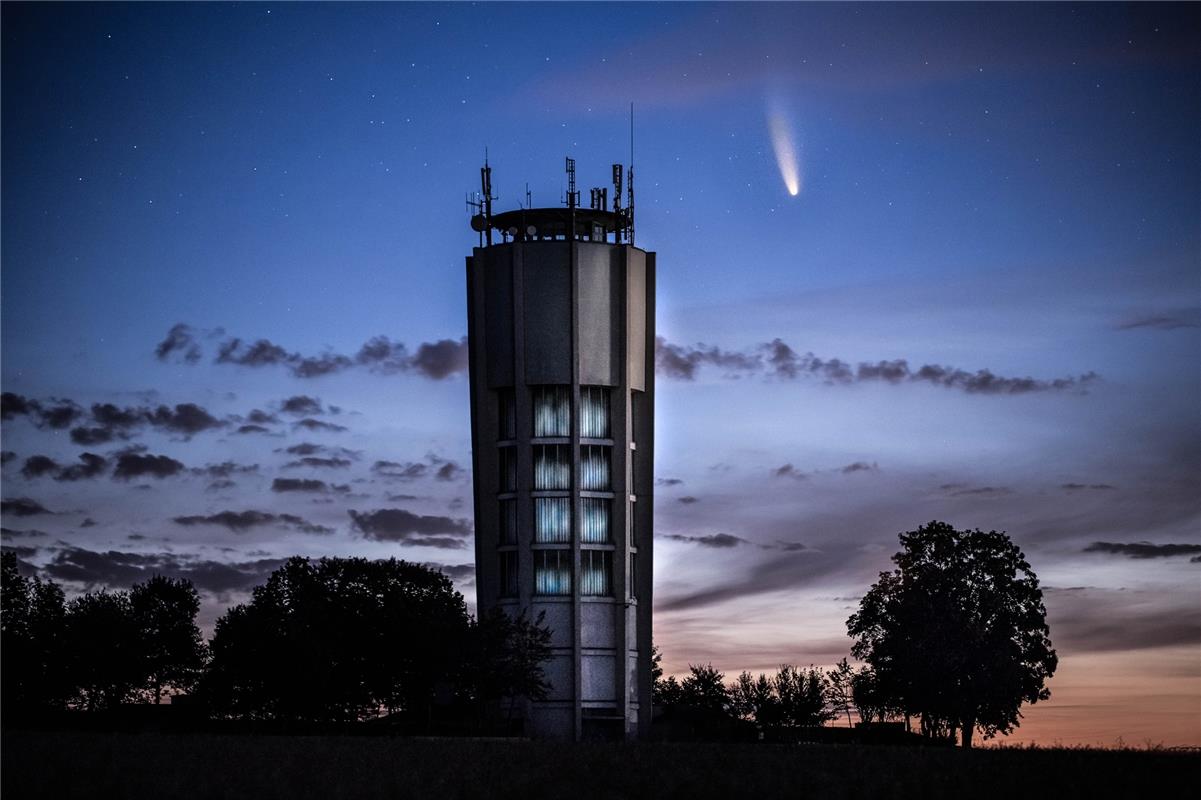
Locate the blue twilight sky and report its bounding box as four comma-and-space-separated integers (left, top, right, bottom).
2, 3, 1199, 745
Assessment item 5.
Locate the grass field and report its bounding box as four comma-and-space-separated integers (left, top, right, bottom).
3, 732, 1198, 800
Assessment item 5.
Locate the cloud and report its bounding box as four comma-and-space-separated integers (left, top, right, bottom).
1, 451, 15, 465
234, 424, 273, 435
20, 455, 59, 479
1, 393, 84, 429
172, 509, 332, 534
1, 527, 47, 539
425, 562, 476, 582
1, 498, 53, 517
42, 545, 287, 594
1115, 310, 1201, 331
434, 461, 465, 481
195, 462, 259, 478
348, 508, 472, 547
663, 532, 747, 548
279, 395, 324, 416
292, 418, 347, 433
373, 460, 428, 480
112, 453, 185, 480
656, 477, 684, 487
271, 478, 335, 493
841, 461, 879, 474
1083, 542, 1201, 560
653, 337, 1098, 394
284, 456, 353, 470
773, 464, 807, 480
56, 453, 108, 481
159, 324, 470, 380
1061, 483, 1116, 491
1046, 587, 1201, 653
946, 486, 1013, 497
677, 496, 700, 505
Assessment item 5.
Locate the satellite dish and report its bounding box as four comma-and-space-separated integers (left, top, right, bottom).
507, 227, 518, 237
526, 225, 537, 237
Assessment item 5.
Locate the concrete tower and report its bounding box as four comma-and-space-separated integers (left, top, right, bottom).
465, 157, 654, 740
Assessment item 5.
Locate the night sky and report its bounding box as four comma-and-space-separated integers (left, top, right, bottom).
2, 3, 1198, 746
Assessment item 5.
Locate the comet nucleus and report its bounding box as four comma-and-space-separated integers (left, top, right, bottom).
767, 98, 802, 197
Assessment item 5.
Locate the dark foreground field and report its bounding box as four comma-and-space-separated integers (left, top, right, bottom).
3, 732, 1198, 800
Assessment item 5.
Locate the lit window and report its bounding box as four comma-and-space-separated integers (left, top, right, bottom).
497, 388, 516, 440
534, 497, 571, 543
534, 549, 572, 595
498, 498, 517, 545
499, 551, 518, 598
580, 445, 611, 491
532, 385, 571, 437
533, 444, 571, 490
580, 497, 610, 543
580, 550, 613, 597
580, 386, 610, 438
498, 446, 517, 493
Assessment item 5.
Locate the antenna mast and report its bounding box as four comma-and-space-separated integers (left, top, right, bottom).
628, 102, 635, 246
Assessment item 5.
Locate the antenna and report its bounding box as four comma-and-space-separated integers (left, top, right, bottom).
564, 157, 579, 209
526, 182, 532, 209
480, 150, 495, 246
628, 103, 635, 246
611, 163, 624, 242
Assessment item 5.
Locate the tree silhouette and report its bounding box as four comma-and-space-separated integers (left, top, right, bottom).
826, 657, 855, 727
64, 590, 143, 711
729, 671, 779, 726
462, 608, 552, 720
130, 576, 206, 703
678, 663, 730, 715
1, 552, 70, 714
774, 664, 834, 727
847, 520, 1058, 747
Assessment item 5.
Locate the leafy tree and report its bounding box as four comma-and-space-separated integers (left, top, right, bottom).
130, 576, 206, 703
64, 590, 144, 711
653, 674, 685, 708
826, 657, 855, 727
850, 665, 900, 724
847, 520, 1057, 747
774, 664, 834, 727
1, 553, 70, 713
729, 670, 779, 726
678, 663, 729, 715
202, 557, 536, 726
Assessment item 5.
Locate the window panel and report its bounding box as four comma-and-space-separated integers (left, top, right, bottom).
580, 386, 610, 439
534, 497, 571, 543
532, 385, 571, 437
499, 551, 518, 598
497, 388, 516, 440
498, 446, 517, 493
580, 497, 610, 543
533, 444, 571, 490
498, 498, 517, 545
580, 445, 611, 491
580, 550, 613, 597
534, 549, 572, 595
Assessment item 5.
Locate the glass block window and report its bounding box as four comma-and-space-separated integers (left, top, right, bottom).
497, 388, 516, 440
580, 445, 611, 491
580, 550, 613, 597
534, 549, 572, 595
499, 551, 518, 598
580, 497, 610, 543
532, 385, 571, 437
498, 498, 517, 545
533, 444, 571, 490
580, 386, 610, 438
629, 551, 637, 600
498, 446, 517, 493
534, 497, 571, 543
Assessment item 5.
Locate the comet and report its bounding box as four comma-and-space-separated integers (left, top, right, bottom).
766, 97, 802, 197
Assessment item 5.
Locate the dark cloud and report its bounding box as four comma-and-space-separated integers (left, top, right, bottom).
279, 395, 324, 416
1046, 587, 1201, 653
112, 453, 185, 480
947, 486, 1013, 497
773, 464, 807, 480
1, 451, 15, 465
2, 393, 84, 429
196, 462, 259, 478
154, 323, 204, 363
348, 508, 472, 547
284, 456, 352, 469
172, 509, 332, 534
1083, 542, 1201, 560
42, 545, 287, 594
279, 442, 360, 459
21, 455, 60, 479
1, 498, 53, 517
1115, 310, 1201, 331
663, 532, 747, 548
146, 403, 224, 435
1, 527, 47, 538
354, 336, 409, 372
408, 338, 469, 380
3, 544, 39, 559
373, 460, 428, 480
425, 562, 476, 582
434, 461, 465, 481
246, 409, 280, 425
65, 401, 225, 445
841, 461, 879, 474
654, 337, 1098, 394
292, 418, 347, 433
386, 493, 420, 502
1061, 483, 1117, 491
70, 426, 119, 446
656, 477, 684, 487
271, 478, 333, 493
234, 424, 273, 435
56, 453, 108, 481
677, 496, 700, 505
80, 518, 96, 528
207, 479, 237, 491
1, 392, 34, 420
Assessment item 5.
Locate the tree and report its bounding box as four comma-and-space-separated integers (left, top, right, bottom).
64, 590, 144, 711
202, 556, 523, 726
850, 665, 901, 724
462, 608, 552, 720
774, 664, 834, 727
678, 663, 730, 715
129, 576, 206, 703
729, 670, 779, 726
847, 520, 1057, 747
1, 552, 70, 714
826, 657, 855, 727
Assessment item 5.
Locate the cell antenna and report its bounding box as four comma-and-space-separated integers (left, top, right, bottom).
628, 103, 635, 246
564, 157, 579, 209
480, 149, 495, 246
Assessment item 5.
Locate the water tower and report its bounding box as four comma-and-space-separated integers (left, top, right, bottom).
465, 156, 654, 740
